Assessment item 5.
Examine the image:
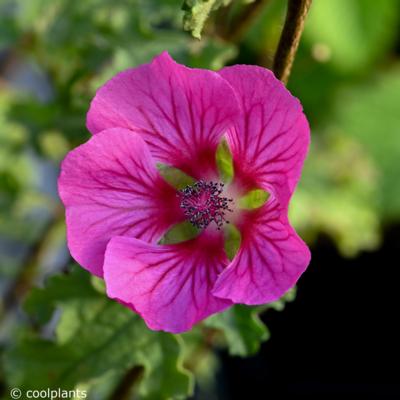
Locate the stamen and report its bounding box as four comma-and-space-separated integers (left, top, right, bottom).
178, 180, 233, 230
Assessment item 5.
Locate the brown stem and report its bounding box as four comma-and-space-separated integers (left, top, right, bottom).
273, 0, 312, 84
108, 366, 144, 400
2, 212, 63, 313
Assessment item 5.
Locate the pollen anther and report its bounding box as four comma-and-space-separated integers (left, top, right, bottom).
178, 180, 233, 230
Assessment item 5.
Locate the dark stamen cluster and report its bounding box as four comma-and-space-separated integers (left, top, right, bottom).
178, 180, 233, 230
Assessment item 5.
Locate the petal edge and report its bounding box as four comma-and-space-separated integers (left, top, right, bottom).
104, 232, 232, 333
212, 198, 311, 304
58, 128, 183, 277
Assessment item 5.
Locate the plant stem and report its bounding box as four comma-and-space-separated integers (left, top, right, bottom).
109, 366, 144, 400
2, 212, 62, 314
273, 0, 312, 84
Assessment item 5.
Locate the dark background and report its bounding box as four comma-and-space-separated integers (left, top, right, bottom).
220, 229, 400, 397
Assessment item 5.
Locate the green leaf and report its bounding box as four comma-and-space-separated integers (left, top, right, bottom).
205, 305, 269, 356
157, 163, 194, 189
289, 133, 380, 256
139, 335, 193, 400
38, 130, 70, 161
215, 138, 234, 184
333, 66, 400, 219
264, 287, 297, 312
304, 0, 400, 73
239, 189, 269, 209
7, 267, 193, 399
182, 0, 233, 39
203, 290, 299, 356
223, 223, 241, 260
159, 221, 199, 244
24, 266, 99, 325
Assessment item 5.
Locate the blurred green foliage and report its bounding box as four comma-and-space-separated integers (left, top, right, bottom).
1, 0, 400, 398
5, 267, 193, 399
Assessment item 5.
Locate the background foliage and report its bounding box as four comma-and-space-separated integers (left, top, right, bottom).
1, 0, 399, 398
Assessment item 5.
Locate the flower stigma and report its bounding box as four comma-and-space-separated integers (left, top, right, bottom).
178, 180, 234, 230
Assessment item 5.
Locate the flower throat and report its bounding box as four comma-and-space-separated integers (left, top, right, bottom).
178, 181, 233, 230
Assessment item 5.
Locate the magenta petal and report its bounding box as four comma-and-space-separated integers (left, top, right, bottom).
218, 65, 310, 203
58, 128, 182, 277
104, 232, 232, 333
212, 198, 311, 304
87, 52, 239, 179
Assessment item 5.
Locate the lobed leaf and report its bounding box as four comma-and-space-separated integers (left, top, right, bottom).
205, 305, 269, 356
182, 0, 233, 39
6, 266, 193, 399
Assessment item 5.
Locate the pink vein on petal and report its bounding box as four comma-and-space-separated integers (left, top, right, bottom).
58, 127, 183, 277
218, 65, 310, 204
87, 51, 240, 180
104, 231, 232, 333
212, 197, 311, 304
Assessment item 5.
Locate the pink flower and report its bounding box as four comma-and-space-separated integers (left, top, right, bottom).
58, 52, 311, 333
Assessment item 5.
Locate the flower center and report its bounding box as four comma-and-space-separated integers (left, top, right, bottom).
178, 180, 233, 230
